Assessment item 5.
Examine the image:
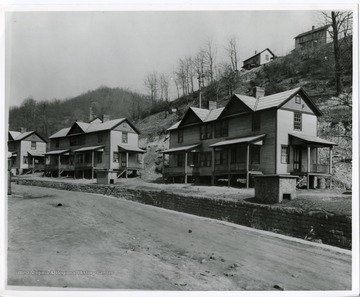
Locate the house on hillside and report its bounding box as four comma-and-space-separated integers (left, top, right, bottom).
242, 48, 276, 70
8, 128, 47, 175
294, 25, 331, 49
45, 115, 145, 179
162, 86, 336, 189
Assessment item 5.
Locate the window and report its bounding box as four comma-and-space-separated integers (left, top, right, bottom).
252, 112, 261, 131
113, 152, 119, 163
281, 145, 289, 164
265, 54, 269, 61
178, 129, 184, 143
123, 122, 128, 128
23, 156, 28, 164
294, 112, 302, 131
200, 152, 212, 167
174, 154, 184, 167
98, 133, 103, 143
55, 139, 60, 148
31, 141, 36, 150
200, 123, 212, 140
295, 95, 301, 104
215, 120, 228, 138
215, 150, 228, 165
97, 152, 102, 164
76, 154, 83, 164
251, 146, 261, 164
122, 132, 128, 143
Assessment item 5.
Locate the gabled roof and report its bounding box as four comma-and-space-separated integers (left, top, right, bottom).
174, 106, 225, 130
49, 118, 140, 139
49, 127, 71, 139
204, 107, 225, 122
167, 121, 181, 131
222, 87, 322, 117
8, 130, 47, 142
189, 107, 210, 121
256, 88, 301, 111
294, 24, 331, 39
243, 48, 276, 63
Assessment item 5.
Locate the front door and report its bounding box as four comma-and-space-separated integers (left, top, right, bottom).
293, 147, 302, 172
121, 153, 127, 168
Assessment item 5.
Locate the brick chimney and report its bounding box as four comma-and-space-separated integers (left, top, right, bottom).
253, 86, 265, 99
102, 114, 110, 122
208, 100, 217, 111
312, 25, 315, 30
20, 127, 27, 133
255, 50, 257, 55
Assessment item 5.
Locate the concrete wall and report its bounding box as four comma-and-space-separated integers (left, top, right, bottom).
15, 178, 352, 250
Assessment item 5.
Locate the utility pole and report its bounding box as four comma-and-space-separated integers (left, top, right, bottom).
197, 73, 205, 108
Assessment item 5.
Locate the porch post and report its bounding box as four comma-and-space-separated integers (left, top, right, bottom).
126, 152, 129, 178
142, 153, 145, 170
307, 145, 311, 190
162, 153, 165, 183
184, 151, 188, 184
211, 148, 215, 186
227, 148, 231, 187
83, 153, 86, 179
91, 151, 94, 179
32, 157, 35, 174
329, 146, 333, 189
246, 144, 250, 188
329, 146, 333, 174
58, 155, 61, 178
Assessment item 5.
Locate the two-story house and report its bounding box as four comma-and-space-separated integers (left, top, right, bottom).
294, 25, 331, 49
163, 87, 335, 188
8, 128, 47, 175
242, 48, 276, 70
46, 115, 145, 179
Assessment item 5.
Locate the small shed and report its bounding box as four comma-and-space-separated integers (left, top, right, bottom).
96, 169, 118, 185
254, 174, 298, 204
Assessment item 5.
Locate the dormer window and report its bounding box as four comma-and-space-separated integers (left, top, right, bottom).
178, 129, 184, 143
294, 112, 302, 131
122, 132, 128, 143
200, 123, 212, 140
252, 112, 261, 131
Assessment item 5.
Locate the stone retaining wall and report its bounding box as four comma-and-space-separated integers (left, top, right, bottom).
15, 179, 352, 249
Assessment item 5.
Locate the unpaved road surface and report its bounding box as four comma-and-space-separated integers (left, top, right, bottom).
8, 184, 351, 290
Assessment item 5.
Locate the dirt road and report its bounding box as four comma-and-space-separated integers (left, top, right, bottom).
7, 184, 351, 290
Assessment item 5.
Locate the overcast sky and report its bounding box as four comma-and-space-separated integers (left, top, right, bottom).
6, 10, 321, 106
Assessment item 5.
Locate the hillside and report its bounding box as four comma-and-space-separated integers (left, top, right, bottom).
137, 41, 352, 187
9, 86, 150, 139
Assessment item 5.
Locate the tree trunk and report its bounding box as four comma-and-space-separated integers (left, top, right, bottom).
331, 11, 343, 95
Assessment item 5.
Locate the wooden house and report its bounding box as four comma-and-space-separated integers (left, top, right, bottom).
163, 87, 336, 188
294, 25, 331, 49
46, 116, 145, 179
242, 48, 275, 70
8, 128, 47, 175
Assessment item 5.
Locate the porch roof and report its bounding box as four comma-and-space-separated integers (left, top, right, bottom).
27, 151, 45, 157
118, 144, 145, 153
45, 149, 70, 155
73, 145, 104, 153
289, 133, 336, 147
209, 134, 266, 148
162, 144, 200, 153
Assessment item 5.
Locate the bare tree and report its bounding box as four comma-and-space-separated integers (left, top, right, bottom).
204, 39, 217, 83
193, 50, 206, 88
144, 72, 159, 103
321, 11, 353, 95
159, 74, 170, 101
226, 36, 239, 72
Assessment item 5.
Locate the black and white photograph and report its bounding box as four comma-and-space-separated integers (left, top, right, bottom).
1, 3, 359, 296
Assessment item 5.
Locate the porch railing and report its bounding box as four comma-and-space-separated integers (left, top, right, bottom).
311, 164, 330, 174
